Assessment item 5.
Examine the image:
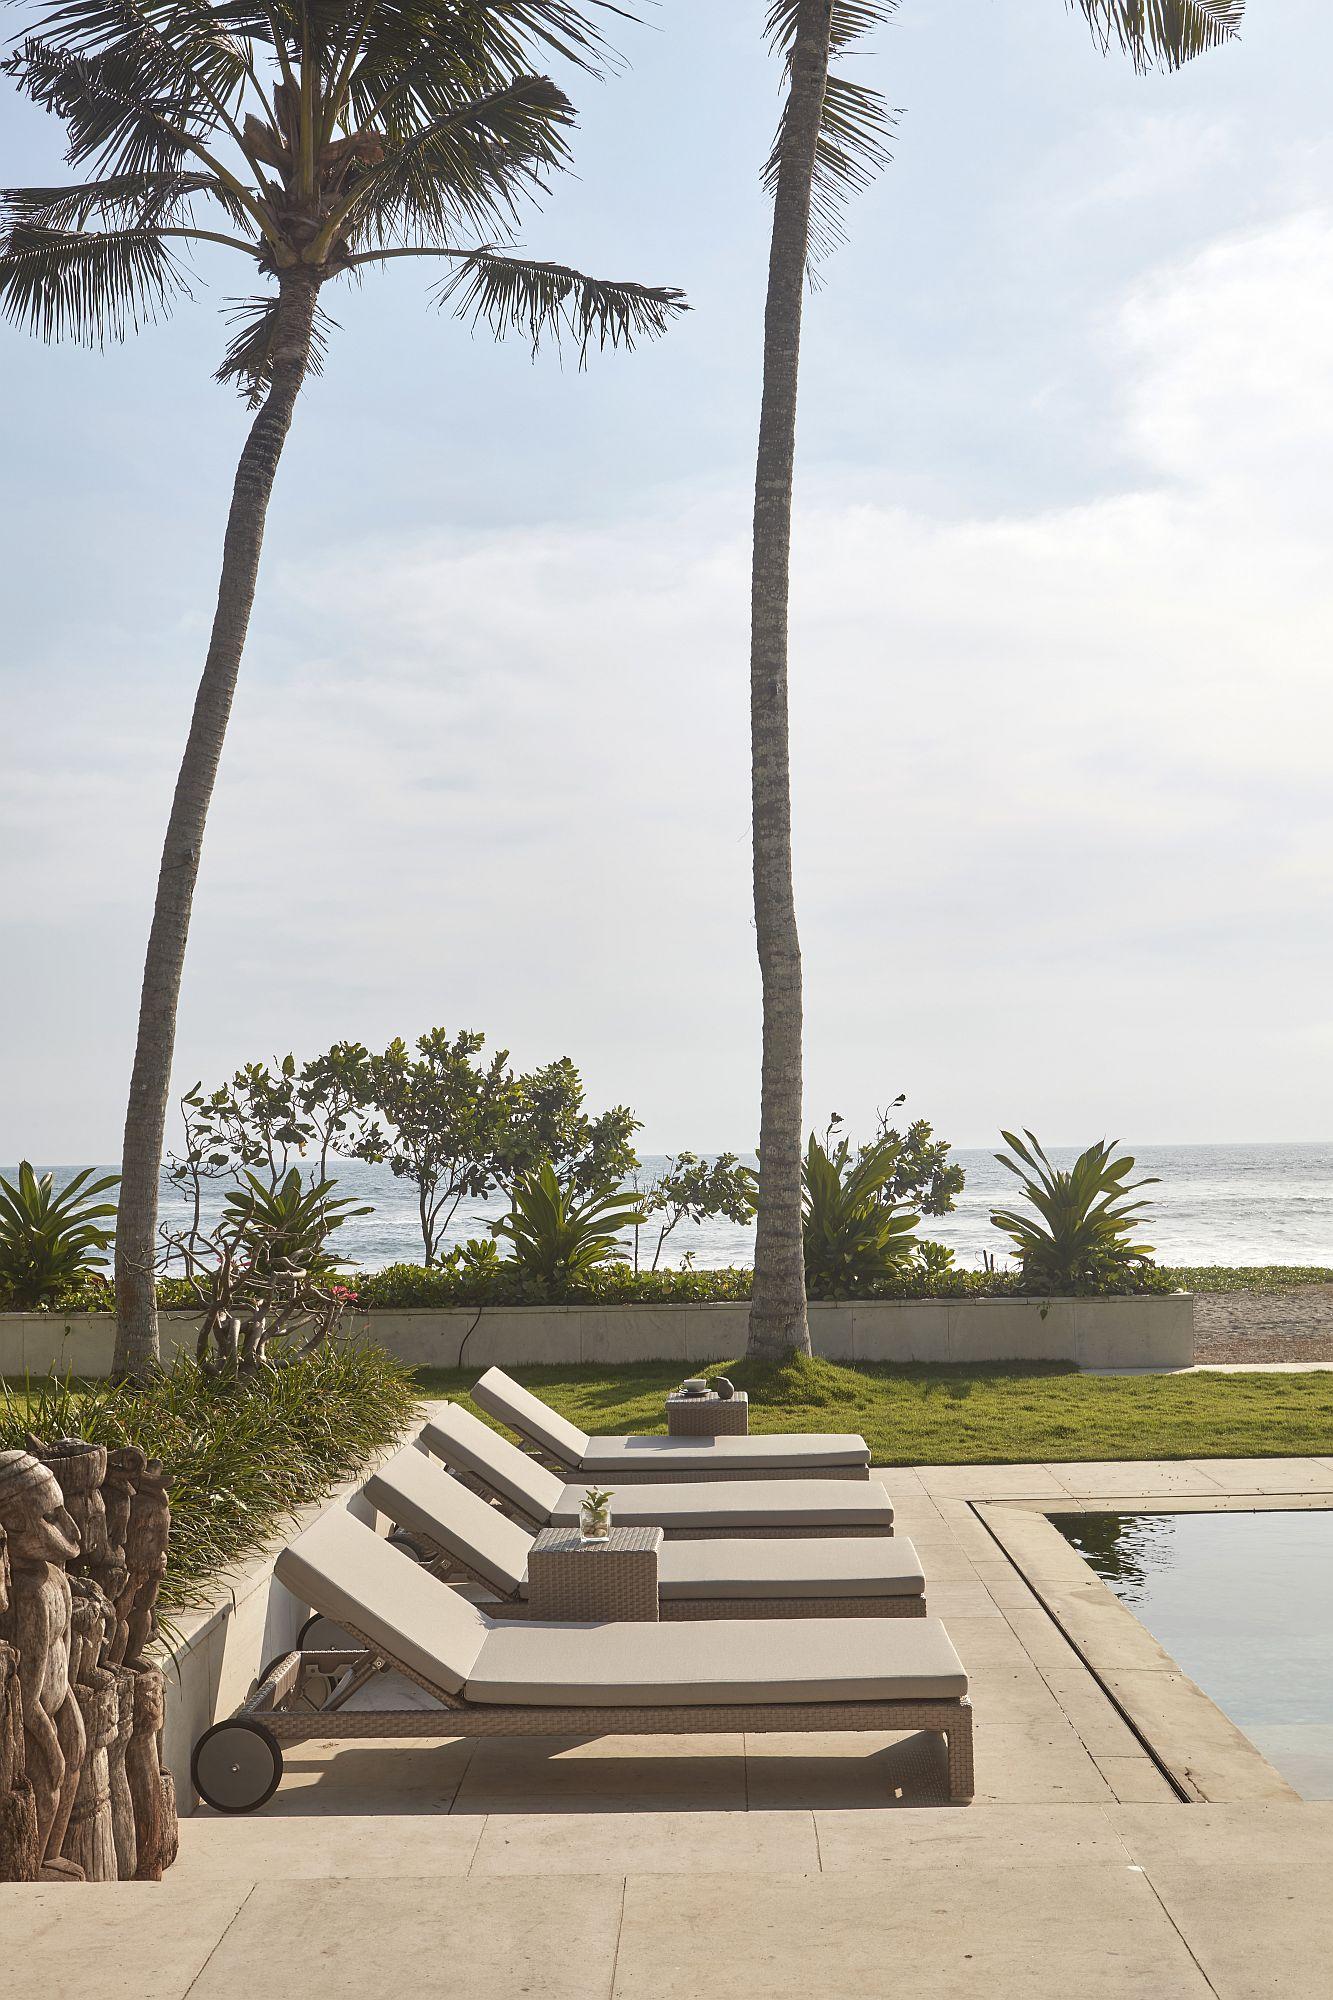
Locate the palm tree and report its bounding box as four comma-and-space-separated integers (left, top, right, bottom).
1, 0, 686, 1380
744, 0, 1243, 1362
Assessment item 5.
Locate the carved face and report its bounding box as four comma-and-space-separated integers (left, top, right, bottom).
0, 1461, 81, 1567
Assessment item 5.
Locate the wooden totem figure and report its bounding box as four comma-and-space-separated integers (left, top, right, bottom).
0, 1524, 40, 1883
102, 1448, 146, 1668
61, 1582, 118, 1882
126, 1663, 177, 1880
0, 1451, 85, 1880
122, 1459, 171, 1666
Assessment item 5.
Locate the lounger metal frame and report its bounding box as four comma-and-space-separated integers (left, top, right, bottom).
448, 1466, 893, 1540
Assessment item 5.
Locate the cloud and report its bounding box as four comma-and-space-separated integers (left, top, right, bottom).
5, 209, 1333, 1155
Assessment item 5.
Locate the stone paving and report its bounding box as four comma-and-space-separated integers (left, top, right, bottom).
5, 1457, 1332, 1998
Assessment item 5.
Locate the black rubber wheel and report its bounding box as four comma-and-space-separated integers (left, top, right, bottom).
388, 1527, 429, 1562
296, 1611, 357, 1652
192, 1719, 283, 1814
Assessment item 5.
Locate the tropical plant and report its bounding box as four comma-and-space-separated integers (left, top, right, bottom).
636, 1151, 757, 1272
823, 1100, 965, 1216
801, 1129, 919, 1300
0, 0, 686, 1379
490, 1162, 646, 1287
742, 0, 1245, 1363
990, 1132, 1158, 1294
220, 1167, 371, 1275
355, 1029, 640, 1263
0, 1162, 120, 1308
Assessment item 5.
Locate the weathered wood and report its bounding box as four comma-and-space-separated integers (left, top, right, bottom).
0, 1524, 40, 1883
102, 1449, 146, 1669
127, 1663, 177, 1880
122, 1460, 171, 1667
61, 1588, 118, 1884
0, 1452, 86, 1879
108, 1667, 137, 1879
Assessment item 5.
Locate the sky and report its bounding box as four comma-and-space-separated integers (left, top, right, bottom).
3, 0, 1333, 1163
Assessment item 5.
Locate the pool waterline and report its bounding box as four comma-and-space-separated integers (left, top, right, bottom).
1051, 1506, 1333, 1801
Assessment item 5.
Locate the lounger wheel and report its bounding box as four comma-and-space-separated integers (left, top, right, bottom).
192, 1719, 284, 1814
388, 1526, 430, 1562
297, 1611, 358, 1651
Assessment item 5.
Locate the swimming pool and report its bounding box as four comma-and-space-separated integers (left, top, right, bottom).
1051, 1508, 1333, 1801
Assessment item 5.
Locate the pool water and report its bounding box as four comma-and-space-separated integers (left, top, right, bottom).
1051, 1508, 1333, 1801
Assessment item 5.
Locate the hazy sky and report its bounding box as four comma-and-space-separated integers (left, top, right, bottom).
3, 0, 1332, 1163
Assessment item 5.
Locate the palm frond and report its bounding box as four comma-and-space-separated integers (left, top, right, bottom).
341, 74, 575, 251
763, 0, 898, 264
0, 220, 188, 340
213, 288, 334, 404
1, 168, 216, 231
434, 246, 686, 364
3, 36, 201, 177
1070, 0, 1244, 72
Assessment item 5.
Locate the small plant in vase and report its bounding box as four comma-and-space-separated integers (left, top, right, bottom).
579, 1487, 614, 1545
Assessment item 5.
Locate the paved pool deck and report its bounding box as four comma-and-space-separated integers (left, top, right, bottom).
7, 1456, 1332, 1999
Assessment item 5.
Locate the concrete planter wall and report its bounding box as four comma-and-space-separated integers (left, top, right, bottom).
0, 1292, 1194, 1375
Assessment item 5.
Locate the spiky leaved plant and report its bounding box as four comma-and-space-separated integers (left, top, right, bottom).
1, 0, 687, 1380
743, 0, 1245, 1363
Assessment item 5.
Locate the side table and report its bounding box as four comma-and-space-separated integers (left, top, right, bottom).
526, 1525, 661, 1621
665, 1390, 750, 1436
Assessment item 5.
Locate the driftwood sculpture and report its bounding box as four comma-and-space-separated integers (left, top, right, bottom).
0, 1451, 85, 1879
0, 1524, 40, 1882
1, 1439, 179, 1883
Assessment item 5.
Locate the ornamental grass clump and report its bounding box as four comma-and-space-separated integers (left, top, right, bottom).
0, 1344, 419, 1609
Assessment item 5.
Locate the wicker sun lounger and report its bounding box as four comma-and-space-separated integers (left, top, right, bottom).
472, 1365, 872, 1482
191, 1506, 972, 1813
421, 1403, 896, 1538
364, 1443, 927, 1619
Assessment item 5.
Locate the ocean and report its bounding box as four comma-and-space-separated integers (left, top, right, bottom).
118, 1139, 1333, 1272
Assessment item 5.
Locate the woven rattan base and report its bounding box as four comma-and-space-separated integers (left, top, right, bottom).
239, 1647, 973, 1802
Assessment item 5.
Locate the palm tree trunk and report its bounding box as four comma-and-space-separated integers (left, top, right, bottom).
746, 0, 833, 1361
112, 270, 322, 1380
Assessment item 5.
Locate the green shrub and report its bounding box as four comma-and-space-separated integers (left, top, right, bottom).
0, 1163, 119, 1308
991, 1132, 1157, 1295
0, 1343, 419, 1609
491, 1164, 648, 1286
802, 1130, 920, 1298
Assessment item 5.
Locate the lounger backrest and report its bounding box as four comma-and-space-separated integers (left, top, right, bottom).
365, 1443, 532, 1599
275, 1505, 488, 1696
419, 1402, 564, 1522
472, 1366, 590, 1467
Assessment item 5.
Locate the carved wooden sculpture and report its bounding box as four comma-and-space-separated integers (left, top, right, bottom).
60, 1582, 118, 1882
127, 1664, 177, 1880
122, 1460, 170, 1668
0, 1452, 85, 1879
0, 1524, 40, 1883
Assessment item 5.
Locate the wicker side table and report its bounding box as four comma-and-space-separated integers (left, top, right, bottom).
526, 1526, 662, 1621
666, 1390, 750, 1436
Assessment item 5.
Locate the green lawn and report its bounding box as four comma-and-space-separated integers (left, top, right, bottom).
415, 1353, 1333, 1467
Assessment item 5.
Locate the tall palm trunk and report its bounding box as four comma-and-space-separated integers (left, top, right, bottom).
746, 0, 832, 1361
113, 269, 321, 1380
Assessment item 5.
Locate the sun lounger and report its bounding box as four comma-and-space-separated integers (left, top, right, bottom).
421, 1402, 896, 1538
364, 1443, 926, 1618
471, 1365, 871, 1481
191, 1506, 971, 1812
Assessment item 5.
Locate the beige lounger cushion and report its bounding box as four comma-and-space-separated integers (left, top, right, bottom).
472, 1366, 590, 1464
652, 1535, 924, 1600
472, 1366, 870, 1472
275, 1505, 488, 1696
422, 1405, 566, 1519
466, 1616, 966, 1707
548, 1479, 895, 1532
365, 1445, 531, 1599
574, 1434, 871, 1474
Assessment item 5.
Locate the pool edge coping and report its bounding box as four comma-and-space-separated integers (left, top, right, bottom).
974, 1492, 1330, 1805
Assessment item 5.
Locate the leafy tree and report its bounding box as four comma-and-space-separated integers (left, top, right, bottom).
636, 1151, 756, 1273
823, 1100, 964, 1217
743, 0, 1244, 1362
355, 1028, 640, 1262
0, 0, 686, 1378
